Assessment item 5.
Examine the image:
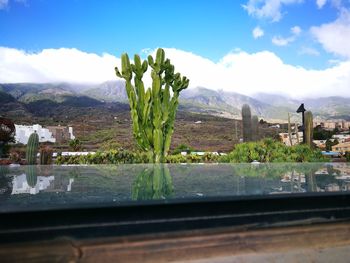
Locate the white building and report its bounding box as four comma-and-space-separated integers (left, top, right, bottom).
15, 124, 56, 144
332, 134, 350, 143
279, 132, 303, 146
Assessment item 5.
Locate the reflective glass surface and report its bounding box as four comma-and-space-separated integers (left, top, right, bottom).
1, 163, 350, 213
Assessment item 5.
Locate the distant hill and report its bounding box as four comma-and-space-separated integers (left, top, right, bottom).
0, 82, 349, 122
252, 92, 350, 121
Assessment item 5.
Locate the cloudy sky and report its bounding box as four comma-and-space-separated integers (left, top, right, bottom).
0, 0, 350, 98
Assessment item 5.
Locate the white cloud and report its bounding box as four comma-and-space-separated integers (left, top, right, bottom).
291, 25, 302, 35
242, 0, 303, 22
1, 46, 350, 98
0, 47, 121, 84
299, 47, 320, 56
155, 48, 350, 98
272, 36, 293, 46
0, 0, 8, 9
311, 8, 350, 58
316, 0, 327, 9
252, 26, 264, 39
272, 25, 301, 46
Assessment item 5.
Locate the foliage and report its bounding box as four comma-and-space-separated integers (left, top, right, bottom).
99, 140, 121, 151
55, 149, 222, 165
0, 117, 15, 157
172, 143, 194, 155
26, 132, 39, 165
69, 138, 82, 151
115, 48, 189, 163
55, 149, 150, 165
313, 126, 335, 140
9, 151, 21, 164
225, 138, 327, 163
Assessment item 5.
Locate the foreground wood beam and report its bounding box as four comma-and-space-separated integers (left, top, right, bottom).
2, 222, 350, 262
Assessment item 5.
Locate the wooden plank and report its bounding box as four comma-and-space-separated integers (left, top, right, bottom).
1, 222, 350, 262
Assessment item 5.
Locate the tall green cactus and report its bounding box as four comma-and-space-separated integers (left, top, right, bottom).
242, 104, 252, 142
251, 115, 259, 141
304, 111, 314, 148
115, 48, 189, 163
26, 132, 39, 165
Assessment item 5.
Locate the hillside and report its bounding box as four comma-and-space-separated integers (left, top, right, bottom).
1, 82, 350, 122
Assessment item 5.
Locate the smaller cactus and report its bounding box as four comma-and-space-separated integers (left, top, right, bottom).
251, 115, 259, 141
26, 132, 39, 165
242, 104, 252, 142
304, 111, 314, 148
40, 146, 53, 165
288, 113, 293, 146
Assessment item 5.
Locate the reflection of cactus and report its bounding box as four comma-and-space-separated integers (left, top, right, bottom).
242, 104, 252, 142
40, 146, 53, 165
304, 111, 313, 147
132, 164, 173, 200
115, 49, 189, 163
26, 166, 38, 188
26, 132, 39, 165
288, 113, 293, 146
251, 115, 259, 141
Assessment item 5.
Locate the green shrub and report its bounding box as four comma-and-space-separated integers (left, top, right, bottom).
225, 138, 327, 163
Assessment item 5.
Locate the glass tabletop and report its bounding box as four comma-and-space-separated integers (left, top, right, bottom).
1, 163, 350, 213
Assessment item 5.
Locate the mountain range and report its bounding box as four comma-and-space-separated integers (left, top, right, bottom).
1, 81, 350, 122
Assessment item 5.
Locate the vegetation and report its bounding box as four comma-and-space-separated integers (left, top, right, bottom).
0, 117, 16, 158
313, 125, 335, 140
69, 138, 82, 151
115, 48, 189, 163
25, 132, 39, 164
171, 143, 194, 155
55, 149, 221, 165
222, 138, 327, 163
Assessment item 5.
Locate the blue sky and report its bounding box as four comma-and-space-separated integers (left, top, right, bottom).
0, 0, 344, 66
0, 0, 350, 97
